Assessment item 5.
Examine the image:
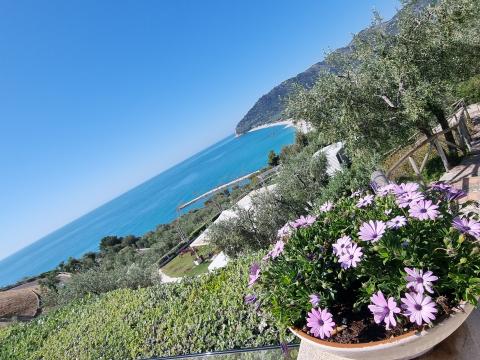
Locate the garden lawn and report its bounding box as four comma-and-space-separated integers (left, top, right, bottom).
0, 255, 285, 360
161, 245, 215, 277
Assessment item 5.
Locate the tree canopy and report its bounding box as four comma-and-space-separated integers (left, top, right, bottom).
288, 0, 480, 159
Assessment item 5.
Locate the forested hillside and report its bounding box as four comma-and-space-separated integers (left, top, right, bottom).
235, 0, 432, 134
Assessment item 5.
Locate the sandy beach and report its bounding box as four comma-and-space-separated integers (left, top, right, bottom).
248, 119, 311, 134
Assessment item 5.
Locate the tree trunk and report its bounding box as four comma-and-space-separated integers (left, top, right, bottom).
418, 126, 432, 138
429, 104, 457, 156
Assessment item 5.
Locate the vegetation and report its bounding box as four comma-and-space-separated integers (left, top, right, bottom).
382, 140, 460, 184
3, 0, 480, 357
39, 179, 264, 307
0, 256, 292, 360
457, 74, 480, 104
253, 183, 480, 342
287, 0, 480, 160
210, 134, 376, 258
267, 150, 280, 167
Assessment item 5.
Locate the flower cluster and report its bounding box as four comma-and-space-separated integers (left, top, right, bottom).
357, 195, 374, 208
332, 236, 362, 269
292, 215, 317, 229
430, 181, 466, 201
368, 267, 438, 330
249, 181, 480, 342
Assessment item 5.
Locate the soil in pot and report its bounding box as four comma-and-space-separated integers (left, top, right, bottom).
299, 293, 458, 344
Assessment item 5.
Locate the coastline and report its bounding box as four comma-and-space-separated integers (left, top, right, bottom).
247, 119, 311, 134
247, 120, 294, 132
178, 170, 260, 210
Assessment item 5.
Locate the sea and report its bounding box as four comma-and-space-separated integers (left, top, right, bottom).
0, 125, 295, 287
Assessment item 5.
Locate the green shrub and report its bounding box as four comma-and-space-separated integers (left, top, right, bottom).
317, 153, 379, 204
457, 74, 480, 104
210, 145, 376, 258
42, 263, 160, 308
0, 255, 289, 360
209, 189, 294, 257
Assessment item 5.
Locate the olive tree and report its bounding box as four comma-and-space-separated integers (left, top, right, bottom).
288, 0, 480, 159
209, 149, 329, 257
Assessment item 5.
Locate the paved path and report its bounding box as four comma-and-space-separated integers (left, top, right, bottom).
440, 104, 480, 204
158, 269, 182, 284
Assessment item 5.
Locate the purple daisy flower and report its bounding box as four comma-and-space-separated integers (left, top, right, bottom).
445, 188, 466, 201
356, 194, 375, 208
368, 290, 401, 330
408, 200, 439, 220
244, 294, 257, 304
319, 201, 333, 213
358, 220, 386, 242
401, 292, 437, 326
377, 184, 396, 197
394, 182, 420, 196
430, 181, 452, 192
332, 235, 352, 256
387, 216, 407, 229
309, 294, 320, 307
452, 217, 480, 239
263, 240, 286, 261
293, 215, 317, 229
270, 240, 285, 259
339, 244, 363, 269
306, 308, 336, 339
396, 191, 425, 208
248, 263, 260, 287
277, 223, 293, 239
404, 268, 438, 294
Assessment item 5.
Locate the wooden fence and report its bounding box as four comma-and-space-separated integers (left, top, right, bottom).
385, 100, 473, 183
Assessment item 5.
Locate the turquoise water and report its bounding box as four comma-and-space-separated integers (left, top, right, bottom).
0, 125, 295, 287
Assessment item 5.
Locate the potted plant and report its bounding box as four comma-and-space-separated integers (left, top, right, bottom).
246, 182, 480, 359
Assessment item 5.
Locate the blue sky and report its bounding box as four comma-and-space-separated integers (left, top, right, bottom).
0, 0, 399, 260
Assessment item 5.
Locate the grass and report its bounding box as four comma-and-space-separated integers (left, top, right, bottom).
161, 245, 216, 277
184, 261, 211, 276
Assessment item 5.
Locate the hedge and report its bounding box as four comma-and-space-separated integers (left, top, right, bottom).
0, 255, 287, 360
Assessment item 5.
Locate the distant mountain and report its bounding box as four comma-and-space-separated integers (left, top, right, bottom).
235, 0, 432, 135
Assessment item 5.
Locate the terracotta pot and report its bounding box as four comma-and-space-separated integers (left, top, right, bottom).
290, 302, 474, 360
